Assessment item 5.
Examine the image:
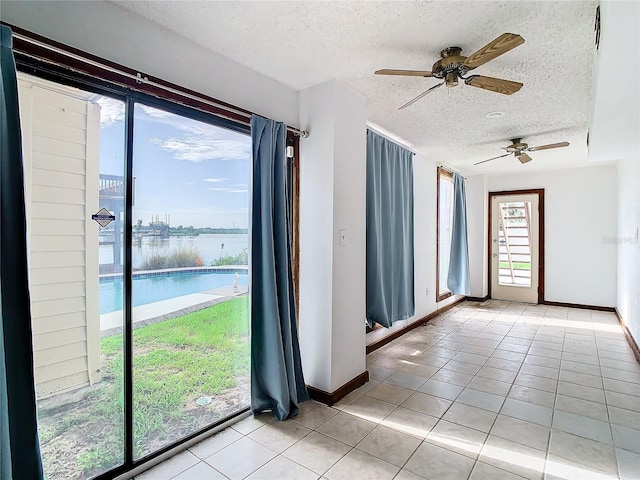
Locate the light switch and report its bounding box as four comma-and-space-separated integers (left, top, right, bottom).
339, 229, 347, 247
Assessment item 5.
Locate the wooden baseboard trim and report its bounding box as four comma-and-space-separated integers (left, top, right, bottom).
466, 295, 490, 302
366, 297, 465, 354
307, 371, 369, 406
541, 300, 615, 312
615, 308, 640, 364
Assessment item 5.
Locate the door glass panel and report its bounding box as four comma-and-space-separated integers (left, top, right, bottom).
498, 201, 532, 286
21, 73, 126, 479
131, 103, 251, 459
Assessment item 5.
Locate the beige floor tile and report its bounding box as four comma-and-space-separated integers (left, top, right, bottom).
401, 391, 452, 417
555, 394, 609, 421
431, 368, 474, 386
380, 406, 438, 439
292, 401, 339, 430
470, 461, 528, 480
491, 414, 551, 451
282, 431, 350, 475
248, 420, 312, 453
404, 441, 476, 480
325, 448, 399, 480
501, 398, 553, 427
246, 455, 319, 480
468, 376, 512, 396
548, 429, 618, 476
343, 395, 396, 423
611, 424, 640, 453
418, 378, 464, 401
608, 405, 640, 430
172, 461, 227, 480
427, 419, 488, 459
544, 454, 618, 480
316, 411, 376, 446
480, 435, 546, 480
206, 437, 277, 479
457, 388, 505, 413
556, 381, 605, 404
188, 427, 243, 459
508, 384, 555, 408
442, 402, 498, 433
366, 382, 414, 404
616, 447, 640, 480
136, 450, 200, 480
355, 424, 421, 467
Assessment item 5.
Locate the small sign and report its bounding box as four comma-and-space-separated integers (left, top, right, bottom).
92, 208, 116, 228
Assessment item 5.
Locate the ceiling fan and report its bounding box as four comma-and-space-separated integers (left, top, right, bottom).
375, 33, 525, 109
475, 138, 571, 165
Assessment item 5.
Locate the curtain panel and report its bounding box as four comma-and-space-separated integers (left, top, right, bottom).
447, 173, 471, 295
366, 130, 415, 328
249, 115, 308, 421
0, 25, 44, 480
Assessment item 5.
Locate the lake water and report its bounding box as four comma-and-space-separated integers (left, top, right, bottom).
99, 233, 248, 269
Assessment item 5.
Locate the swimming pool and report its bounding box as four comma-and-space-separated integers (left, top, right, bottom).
99, 270, 249, 314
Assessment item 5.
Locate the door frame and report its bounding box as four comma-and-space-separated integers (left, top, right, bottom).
488, 189, 545, 304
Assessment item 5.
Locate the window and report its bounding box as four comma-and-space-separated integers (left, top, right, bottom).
437, 167, 454, 301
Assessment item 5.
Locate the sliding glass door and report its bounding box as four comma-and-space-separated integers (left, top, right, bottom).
130, 101, 251, 459
20, 72, 251, 479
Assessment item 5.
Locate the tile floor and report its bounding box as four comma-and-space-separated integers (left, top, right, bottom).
136, 301, 640, 480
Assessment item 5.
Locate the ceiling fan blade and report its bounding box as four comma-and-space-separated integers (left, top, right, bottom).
462, 33, 525, 70
473, 153, 511, 165
528, 141, 570, 151
465, 75, 523, 95
517, 153, 533, 164
398, 82, 444, 110
375, 69, 434, 77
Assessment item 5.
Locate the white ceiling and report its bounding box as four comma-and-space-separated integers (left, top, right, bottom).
114, 0, 601, 174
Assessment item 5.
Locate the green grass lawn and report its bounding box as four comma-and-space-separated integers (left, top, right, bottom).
499, 262, 531, 270
39, 296, 250, 480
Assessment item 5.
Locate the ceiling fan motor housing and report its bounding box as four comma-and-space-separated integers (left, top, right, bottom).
432, 46, 468, 87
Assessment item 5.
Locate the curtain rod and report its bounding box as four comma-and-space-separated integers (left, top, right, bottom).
438, 164, 467, 179
10, 29, 309, 137
367, 124, 416, 155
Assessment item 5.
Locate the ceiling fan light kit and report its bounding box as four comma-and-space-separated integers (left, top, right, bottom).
375, 33, 525, 109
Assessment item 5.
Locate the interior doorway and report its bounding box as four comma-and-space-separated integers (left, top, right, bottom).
489, 189, 545, 304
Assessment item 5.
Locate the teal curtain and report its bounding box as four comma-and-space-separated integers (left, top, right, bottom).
366, 130, 415, 328
447, 173, 471, 294
250, 115, 308, 421
0, 25, 44, 480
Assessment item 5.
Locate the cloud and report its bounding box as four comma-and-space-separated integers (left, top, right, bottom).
151, 137, 250, 162
139, 104, 174, 119
232, 183, 248, 188
208, 187, 248, 194
203, 177, 229, 183
97, 97, 125, 127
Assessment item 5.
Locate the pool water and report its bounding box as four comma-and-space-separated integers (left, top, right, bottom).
100, 271, 249, 314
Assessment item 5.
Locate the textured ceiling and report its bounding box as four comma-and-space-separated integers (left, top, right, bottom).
114, 1, 600, 174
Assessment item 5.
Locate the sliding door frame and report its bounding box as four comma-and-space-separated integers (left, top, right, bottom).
12, 35, 255, 480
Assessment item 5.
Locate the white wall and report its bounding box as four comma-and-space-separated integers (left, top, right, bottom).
1, 1, 298, 126
466, 174, 488, 298
616, 158, 640, 341
298, 81, 367, 393
467, 165, 618, 307
366, 155, 463, 345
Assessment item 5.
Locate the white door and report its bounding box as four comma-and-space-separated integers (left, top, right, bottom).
491, 193, 540, 303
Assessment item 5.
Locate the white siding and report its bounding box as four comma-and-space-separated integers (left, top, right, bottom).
19, 74, 102, 398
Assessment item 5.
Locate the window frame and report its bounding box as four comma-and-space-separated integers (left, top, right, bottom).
436, 167, 454, 302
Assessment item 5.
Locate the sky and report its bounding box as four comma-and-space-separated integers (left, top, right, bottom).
97, 97, 251, 229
